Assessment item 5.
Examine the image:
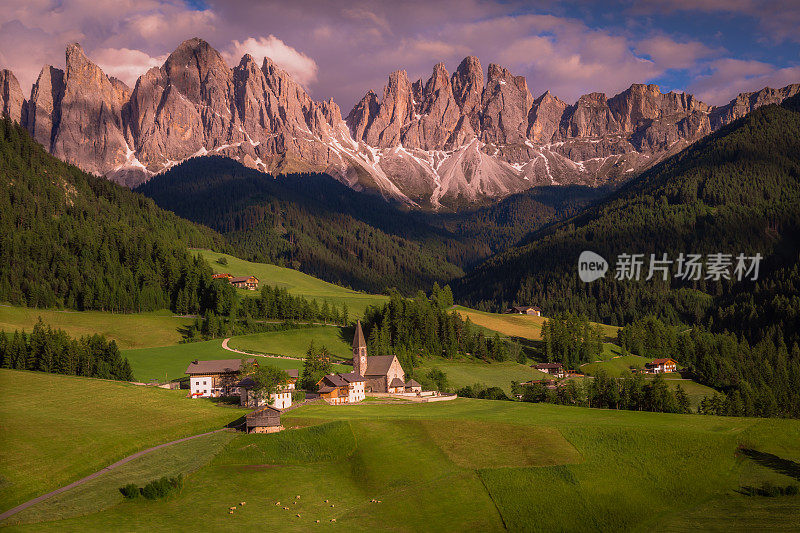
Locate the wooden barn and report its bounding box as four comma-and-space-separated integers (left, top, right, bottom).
246, 405, 282, 433
230, 275, 259, 290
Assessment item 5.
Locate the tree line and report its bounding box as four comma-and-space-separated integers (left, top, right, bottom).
0, 320, 134, 381
512, 371, 691, 414
183, 282, 351, 341
361, 286, 523, 375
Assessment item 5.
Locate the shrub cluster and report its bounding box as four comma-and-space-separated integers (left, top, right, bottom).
119, 474, 183, 500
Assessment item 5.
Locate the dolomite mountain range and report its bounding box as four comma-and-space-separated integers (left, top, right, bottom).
1, 38, 798, 209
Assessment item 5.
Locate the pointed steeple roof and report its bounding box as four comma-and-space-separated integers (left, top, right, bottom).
352, 320, 366, 349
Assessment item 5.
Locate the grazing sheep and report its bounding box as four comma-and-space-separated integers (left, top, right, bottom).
229, 511, 234, 515
296, 514, 301, 518
324, 499, 329, 503
316, 520, 320, 523
283, 507, 289, 510
275, 502, 281, 506
330, 504, 335, 507
229, 507, 236, 511
330, 518, 337, 522
240, 501, 246, 506
296, 495, 301, 499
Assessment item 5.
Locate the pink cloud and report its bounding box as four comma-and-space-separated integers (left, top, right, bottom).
91, 48, 168, 86
225, 36, 318, 87
689, 58, 800, 104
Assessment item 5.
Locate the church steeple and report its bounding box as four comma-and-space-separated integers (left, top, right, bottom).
352, 320, 367, 376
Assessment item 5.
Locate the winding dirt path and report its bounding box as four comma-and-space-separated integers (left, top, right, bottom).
0, 428, 231, 522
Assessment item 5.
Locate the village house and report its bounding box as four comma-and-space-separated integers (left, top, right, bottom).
186, 358, 254, 398
316, 372, 366, 405
351, 321, 407, 393
505, 305, 542, 316
645, 358, 678, 374
246, 405, 282, 433
238, 369, 299, 409
230, 275, 259, 290
533, 362, 565, 378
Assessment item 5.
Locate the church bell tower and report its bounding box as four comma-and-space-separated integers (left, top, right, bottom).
352, 320, 367, 376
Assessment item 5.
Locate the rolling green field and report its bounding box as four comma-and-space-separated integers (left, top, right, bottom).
195, 250, 389, 318
580, 354, 652, 377
6, 431, 235, 526
415, 359, 550, 394
121, 338, 350, 383
0, 306, 192, 350
4, 381, 800, 532
0, 370, 242, 513
226, 326, 354, 361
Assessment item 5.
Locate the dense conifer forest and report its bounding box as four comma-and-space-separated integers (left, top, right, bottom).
136, 156, 601, 292
0, 119, 228, 313
0, 320, 133, 381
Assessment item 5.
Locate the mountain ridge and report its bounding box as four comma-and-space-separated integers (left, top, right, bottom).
1, 38, 798, 209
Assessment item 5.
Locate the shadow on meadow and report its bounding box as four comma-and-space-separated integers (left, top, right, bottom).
740, 448, 800, 481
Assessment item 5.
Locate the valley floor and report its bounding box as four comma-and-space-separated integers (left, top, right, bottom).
1, 369, 799, 532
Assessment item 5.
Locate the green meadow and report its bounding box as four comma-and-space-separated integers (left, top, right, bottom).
0, 306, 192, 350
0, 370, 242, 513
121, 338, 350, 383
415, 359, 549, 394
194, 249, 389, 318
3, 373, 800, 531
226, 326, 354, 361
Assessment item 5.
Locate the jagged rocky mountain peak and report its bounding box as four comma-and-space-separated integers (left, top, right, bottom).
4, 40, 800, 209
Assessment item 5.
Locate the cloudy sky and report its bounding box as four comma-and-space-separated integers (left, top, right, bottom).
1, 0, 798, 110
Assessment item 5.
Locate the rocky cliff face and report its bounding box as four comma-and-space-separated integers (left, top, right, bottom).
0, 69, 25, 124
5, 39, 800, 209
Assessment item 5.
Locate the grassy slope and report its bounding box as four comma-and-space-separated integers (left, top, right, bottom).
5, 431, 235, 526
454, 305, 620, 342
226, 327, 354, 361
0, 370, 242, 513
122, 339, 350, 383
0, 306, 192, 350
8, 399, 799, 531
415, 359, 549, 394
195, 250, 389, 318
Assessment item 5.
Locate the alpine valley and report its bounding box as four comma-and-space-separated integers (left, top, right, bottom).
1, 38, 798, 209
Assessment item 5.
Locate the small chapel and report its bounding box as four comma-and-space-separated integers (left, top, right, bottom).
351, 321, 409, 393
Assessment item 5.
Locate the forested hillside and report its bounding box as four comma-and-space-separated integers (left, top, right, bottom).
0, 118, 227, 313
137, 157, 602, 292
456, 96, 800, 324
455, 96, 800, 417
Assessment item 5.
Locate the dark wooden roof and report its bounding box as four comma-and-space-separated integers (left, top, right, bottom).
185, 358, 254, 375
389, 377, 405, 388
340, 372, 365, 383
319, 372, 364, 388
352, 320, 367, 349
230, 275, 257, 283
246, 405, 281, 426
405, 379, 421, 387
364, 355, 396, 376
534, 362, 564, 370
